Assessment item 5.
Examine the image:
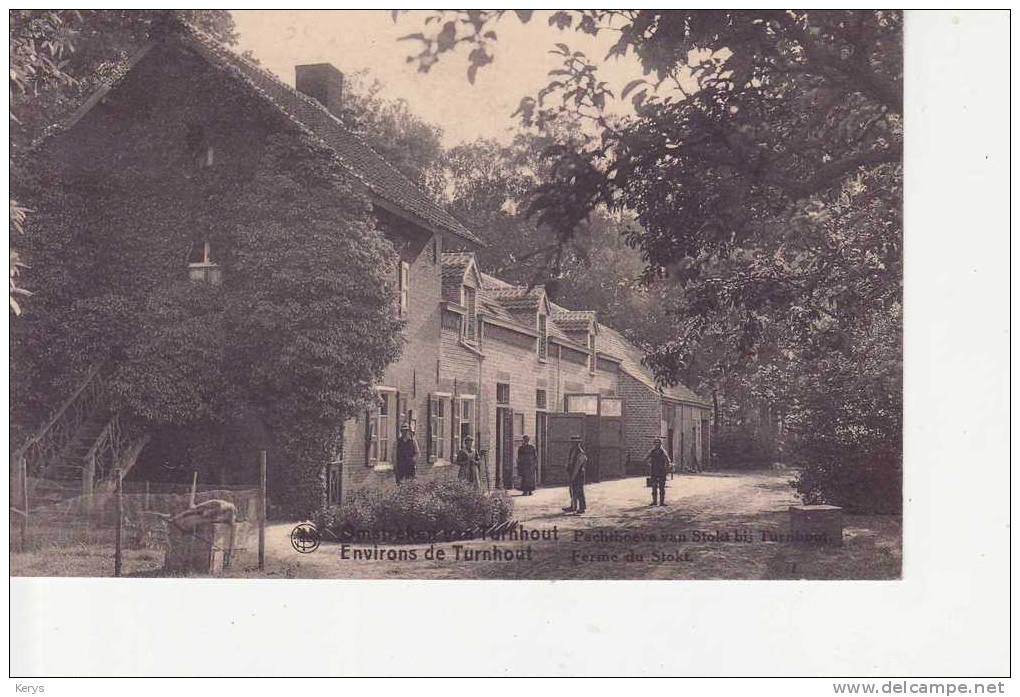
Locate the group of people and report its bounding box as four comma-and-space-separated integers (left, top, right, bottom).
393, 421, 678, 510
393, 422, 489, 489
559, 435, 674, 513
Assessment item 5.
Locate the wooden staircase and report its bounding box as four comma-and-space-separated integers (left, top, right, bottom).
11, 366, 150, 502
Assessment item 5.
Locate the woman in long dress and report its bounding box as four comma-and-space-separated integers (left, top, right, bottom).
456, 435, 482, 489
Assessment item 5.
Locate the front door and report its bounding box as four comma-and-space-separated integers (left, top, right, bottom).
495, 407, 514, 489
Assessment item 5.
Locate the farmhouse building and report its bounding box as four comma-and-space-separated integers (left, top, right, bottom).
17, 22, 711, 512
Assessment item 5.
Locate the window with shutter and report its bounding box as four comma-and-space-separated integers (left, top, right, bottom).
427, 396, 435, 461
378, 392, 391, 463
367, 389, 397, 465
436, 397, 447, 459
537, 314, 548, 359
462, 286, 477, 341
398, 261, 410, 317
450, 398, 460, 457
496, 383, 510, 405
365, 409, 376, 466
452, 396, 475, 451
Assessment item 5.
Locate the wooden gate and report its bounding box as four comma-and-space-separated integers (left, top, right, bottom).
596, 397, 624, 480
546, 395, 626, 485
542, 412, 586, 486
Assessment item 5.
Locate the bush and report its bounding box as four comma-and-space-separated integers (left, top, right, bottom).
795, 454, 901, 515
316, 479, 513, 543
711, 425, 778, 469
788, 309, 902, 514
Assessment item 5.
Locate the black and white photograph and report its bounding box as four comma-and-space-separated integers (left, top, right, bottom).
6, 7, 1010, 681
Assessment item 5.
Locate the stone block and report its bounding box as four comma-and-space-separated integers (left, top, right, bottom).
165, 521, 234, 575
789, 504, 844, 546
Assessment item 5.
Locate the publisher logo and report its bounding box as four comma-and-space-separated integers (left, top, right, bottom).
290, 522, 321, 554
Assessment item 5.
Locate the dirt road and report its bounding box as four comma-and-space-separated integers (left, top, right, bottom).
251, 471, 901, 580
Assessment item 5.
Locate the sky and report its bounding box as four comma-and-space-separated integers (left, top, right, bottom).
231, 10, 646, 147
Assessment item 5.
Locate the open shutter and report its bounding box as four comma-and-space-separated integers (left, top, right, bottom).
399, 262, 409, 317
451, 398, 459, 457
395, 390, 403, 438
364, 409, 373, 467
426, 395, 434, 463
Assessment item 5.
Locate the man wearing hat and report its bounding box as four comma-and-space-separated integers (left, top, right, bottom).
562, 435, 587, 514
395, 422, 420, 484
516, 434, 538, 496
646, 437, 672, 506
456, 434, 483, 489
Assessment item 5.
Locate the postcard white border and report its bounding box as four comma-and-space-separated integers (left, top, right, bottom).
6, 8, 1012, 681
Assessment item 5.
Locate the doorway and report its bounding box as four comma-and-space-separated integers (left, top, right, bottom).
495, 406, 514, 489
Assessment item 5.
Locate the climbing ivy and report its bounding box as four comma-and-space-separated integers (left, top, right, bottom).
11, 39, 405, 514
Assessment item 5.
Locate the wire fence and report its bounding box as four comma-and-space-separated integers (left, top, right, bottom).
10, 472, 267, 577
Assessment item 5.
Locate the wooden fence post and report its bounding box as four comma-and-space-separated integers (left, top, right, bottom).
258, 451, 267, 571
144, 481, 150, 512
114, 468, 124, 577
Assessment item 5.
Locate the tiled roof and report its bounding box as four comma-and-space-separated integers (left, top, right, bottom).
487, 286, 545, 312
475, 278, 706, 404
598, 325, 710, 406
180, 26, 483, 246
552, 309, 597, 333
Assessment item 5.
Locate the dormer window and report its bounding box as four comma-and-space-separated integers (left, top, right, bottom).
538, 314, 548, 360
588, 332, 597, 372
462, 285, 477, 342
188, 241, 222, 285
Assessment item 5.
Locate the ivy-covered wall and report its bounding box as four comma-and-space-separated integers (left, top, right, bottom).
12, 38, 405, 515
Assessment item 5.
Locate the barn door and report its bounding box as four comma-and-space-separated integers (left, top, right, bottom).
544, 413, 587, 486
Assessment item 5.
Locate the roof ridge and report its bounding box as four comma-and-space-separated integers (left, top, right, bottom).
177, 23, 481, 246
181, 23, 430, 197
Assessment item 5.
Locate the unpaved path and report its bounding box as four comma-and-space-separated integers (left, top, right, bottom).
248, 471, 901, 579
250, 471, 900, 580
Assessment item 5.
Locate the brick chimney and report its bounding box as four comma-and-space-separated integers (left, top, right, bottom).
295, 63, 344, 117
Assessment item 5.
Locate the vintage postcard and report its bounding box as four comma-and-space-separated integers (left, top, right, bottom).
9, 6, 1015, 683
8, 9, 905, 584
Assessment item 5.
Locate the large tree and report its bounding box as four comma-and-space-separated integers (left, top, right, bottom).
338, 71, 444, 186
404, 10, 903, 509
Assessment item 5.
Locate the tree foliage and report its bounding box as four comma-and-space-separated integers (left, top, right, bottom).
404, 10, 903, 510
338, 71, 444, 186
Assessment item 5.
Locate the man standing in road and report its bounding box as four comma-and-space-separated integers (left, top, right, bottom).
647, 437, 672, 506
562, 436, 587, 514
